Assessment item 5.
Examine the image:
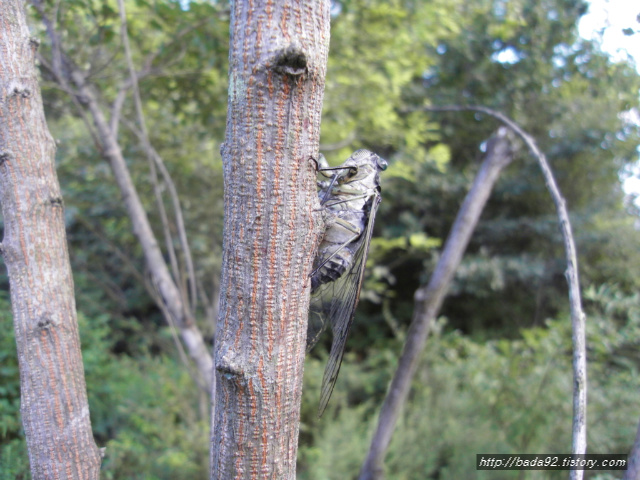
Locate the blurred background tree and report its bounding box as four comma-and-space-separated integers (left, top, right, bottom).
1, 0, 638, 477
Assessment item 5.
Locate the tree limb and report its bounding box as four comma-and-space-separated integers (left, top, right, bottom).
30, 0, 214, 392
117, 0, 198, 313
359, 127, 515, 480
110, 86, 127, 137
423, 105, 588, 478
362, 104, 588, 478
75, 72, 213, 390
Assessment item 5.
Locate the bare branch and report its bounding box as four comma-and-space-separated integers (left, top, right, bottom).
117, 0, 198, 313
29, 0, 64, 83
124, 118, 200, 313
31, 1, 214, 391
36, 52, 104, 150
359, 128, 515, 480
147, 272, 209, 392
79, 77, 213, 389
74, 214, 211, 391
110, 87, 127, 136
423, 104, 588, 474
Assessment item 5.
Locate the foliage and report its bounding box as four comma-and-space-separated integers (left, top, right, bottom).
31, 0, 230, 347
320, 0, 459, 162
299, 285, 640, 478
27, 0, 640, 341
2, 284, 636, 478
367, 0, 640, 335
1, 0, 638, 475
0, 297, 209, 479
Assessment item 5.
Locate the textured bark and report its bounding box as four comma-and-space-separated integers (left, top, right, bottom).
0, 3, 101, 479
211, 2, 330, 478
360, 129, 514, 480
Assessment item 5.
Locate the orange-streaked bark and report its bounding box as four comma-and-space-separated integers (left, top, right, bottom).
0, 2, 101, 478
211, 2, 330, 478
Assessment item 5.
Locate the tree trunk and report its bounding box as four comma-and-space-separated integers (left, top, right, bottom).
0, 3, 101, 479
211, 2, 330, 478
624, 418, 640, 480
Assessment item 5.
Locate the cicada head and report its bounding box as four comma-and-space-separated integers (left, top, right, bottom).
339, 149, 388, 187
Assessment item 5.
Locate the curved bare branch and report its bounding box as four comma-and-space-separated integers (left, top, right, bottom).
424, 104, 588, 471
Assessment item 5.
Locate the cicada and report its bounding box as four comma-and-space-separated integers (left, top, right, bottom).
308, 149, 387, 416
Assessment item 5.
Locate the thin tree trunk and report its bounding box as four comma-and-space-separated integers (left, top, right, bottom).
210, 2, 330, 478
624, 419, 640, 480
0, 3, 101, 478
360, 128, 514, 480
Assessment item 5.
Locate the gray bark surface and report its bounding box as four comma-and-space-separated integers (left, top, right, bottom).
0, 3, 101, 478
211, 2, 330, 478
624, 420, 640, 480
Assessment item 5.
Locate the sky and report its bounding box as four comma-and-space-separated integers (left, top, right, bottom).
578, 0, 640, 200
578, 0, 640, 70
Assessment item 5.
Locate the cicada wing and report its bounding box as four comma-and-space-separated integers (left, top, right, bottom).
307, 232, 359, 352
307, 282, 332, 353
317, 192, 381, 417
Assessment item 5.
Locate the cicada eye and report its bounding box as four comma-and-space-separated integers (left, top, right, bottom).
377, 156, 388, 171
